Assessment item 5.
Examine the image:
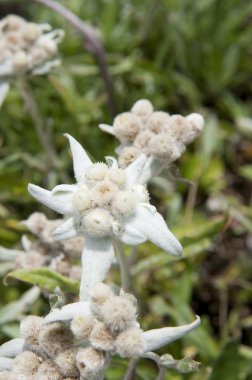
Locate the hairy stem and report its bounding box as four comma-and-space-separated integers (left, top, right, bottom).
114, 240, 132, 293
33, 0, 116, 115
19, 79, 61, 187
122, 358, 138, 380
155, 366, 167, 380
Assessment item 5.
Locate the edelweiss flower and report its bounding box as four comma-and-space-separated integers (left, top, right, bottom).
0, 14, 64, 107
99, 99, 204, 183
28, 134, 182, 300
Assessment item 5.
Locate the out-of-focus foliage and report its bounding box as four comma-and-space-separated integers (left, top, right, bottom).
0, 0, 252, 379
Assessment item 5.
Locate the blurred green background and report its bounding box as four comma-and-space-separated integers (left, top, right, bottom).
0, 0, 252, 379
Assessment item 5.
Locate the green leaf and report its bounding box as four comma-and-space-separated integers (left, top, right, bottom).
208, 340, 252, 380
6, 268, 80, 294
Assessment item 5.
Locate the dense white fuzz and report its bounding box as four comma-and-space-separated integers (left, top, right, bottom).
186, 113, 205, 143
113, 112, 142, 144
72, 186, 92, 211
146, 111, 170, 133
54, 349, 79, 378
12, 50, 28, 71
163, 115, 191, 144
83, 209, 113, 238
92, 179, 117, 207
13, 351, 42, 377
76, 347, 106, 380
70, 314, 95, 339
15, 251, 46, 269
115, 327, 145, 358
36, 360, 61, 380
20, 315, 44, 347
89, 322, 115, 351
22, 22, 40, 41
101, 296, 137, 334
85, 163, 108, 182
112, 190, 136, 216
38, 322, 74, 358
108, 168, 126, 186
131, 99, 153, 122
148, 133, 182, 162
118, 146, 141, 168
131, 184, 149, 203
134, 130, 155, 151
0, 371, 16, 380
90, 283, 114, 306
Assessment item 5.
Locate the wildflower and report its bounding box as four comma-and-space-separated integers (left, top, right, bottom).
28, 134, 182, 300
0, 14, 64, 106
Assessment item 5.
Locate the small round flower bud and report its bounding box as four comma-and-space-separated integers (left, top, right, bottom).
12, 51, 28, 71
0, 372, 16, 380
108, 168, 126, 186
70, 314, 95, 340
29, 47, 48, 66
85, 163, 108, 182
89, 321, 115, 351
131, 184, 149, 203
15, 251, 46, 269
20, 315, 44, 347
134, 130, 156, 152
101, 296, 137, 334
115, 327, 145, 358
13, 351, 42, 377
146, 111, 170, 133
186, 113, 204, 143
118, 146, 141, 168
72, 186, 92, 212
76, 347, 106, 380
22, 212, 47, 235
163, 115, 192, 145
69, 265, 82, 281
113, 113, 142, 144
54, 349, 79, 378
90, 282, 114, 306
22, 23, 40, 41
148, 133, 182, 162
1, 15, 25, 32
36, 360, 61, 380
38, 322, 74, 358
112, 190, 136, 217
92, 179, 118, 207
131, 99, 153, 122
83, 208, 113, 238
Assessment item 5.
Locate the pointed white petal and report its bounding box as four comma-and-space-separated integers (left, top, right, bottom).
0, 81, 10, 108
80, 238, 114, 301
105, 156, 118, 168
0, 246, 23, 261
125, 154, 148, 186
51, 218, 78, 241
115, 144, 124, 154
0, 356, 13, 371
0, 338, 25, 358
64, 134, 92, 182
119, 224, 147, 245
143, 316, 201, 352
28, 184, 73, 215
44, 301, 91, 324
126, 204, 182, 256
137, 156, 165, 184
51, 184, 77, 195
99, 123, 115, 135
21, 235, 32, 251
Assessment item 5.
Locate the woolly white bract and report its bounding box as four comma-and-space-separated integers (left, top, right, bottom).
28, 134, 182, 300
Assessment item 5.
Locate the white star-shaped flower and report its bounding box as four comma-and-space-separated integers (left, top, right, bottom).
28, 134, 182, 300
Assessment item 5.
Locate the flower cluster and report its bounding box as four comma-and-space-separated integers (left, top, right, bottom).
0, 283, 200, 380
0, 212, 83, 280
99, 99, 204, 168
28, 134, 182, 300
0, 14, 64, 78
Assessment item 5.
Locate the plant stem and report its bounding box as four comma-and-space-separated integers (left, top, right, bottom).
19, 79, 60, 185
33, 0, 116, 116
114, 240, 132, 293
155, 366, 166, 380
122, 358, 138, 380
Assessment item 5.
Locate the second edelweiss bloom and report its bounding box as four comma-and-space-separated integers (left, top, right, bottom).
28, 135, 182, 300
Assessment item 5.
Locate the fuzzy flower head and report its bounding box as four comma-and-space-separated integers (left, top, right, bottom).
0, 14, 64, 106
28, 134, 182, 300
99, 99, 204, 169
